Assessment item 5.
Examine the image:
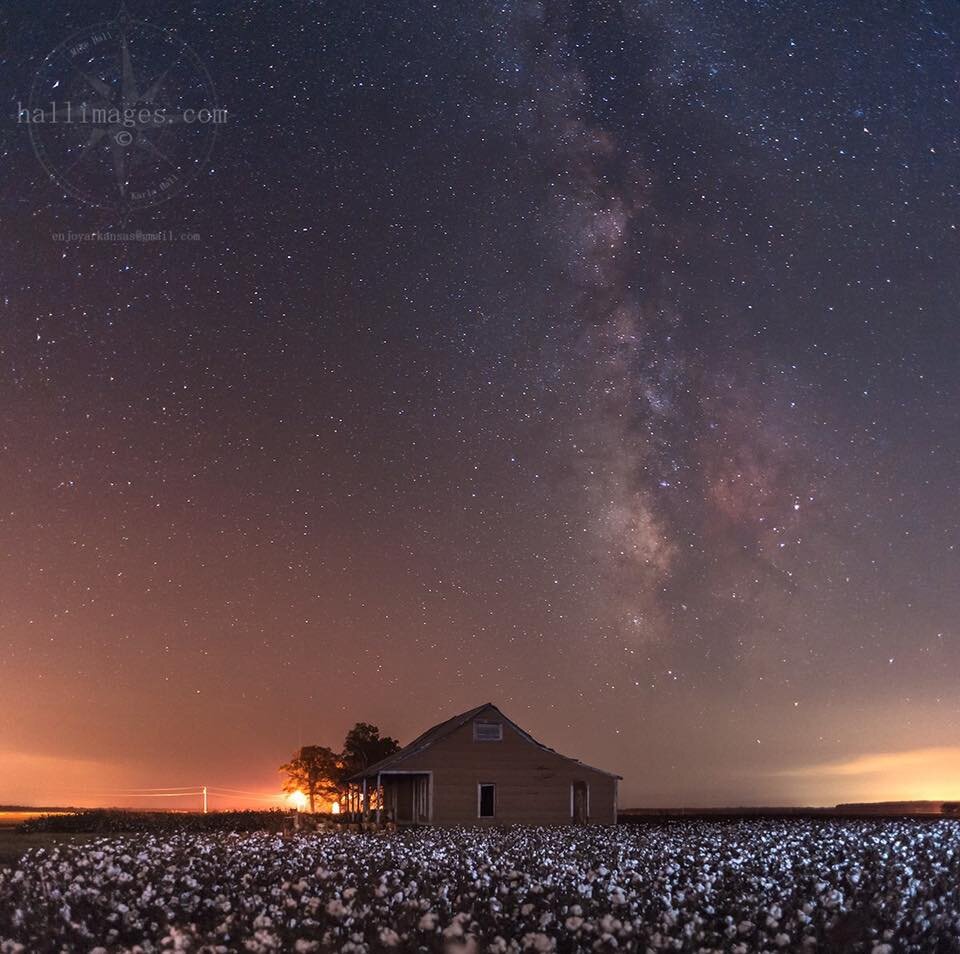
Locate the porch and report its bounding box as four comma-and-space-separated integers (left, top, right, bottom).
344, 770, 432, 825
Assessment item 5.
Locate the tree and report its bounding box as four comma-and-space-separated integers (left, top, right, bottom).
337, 723, 401, 811
279, 745, 340, 813
340, 722, 401, 777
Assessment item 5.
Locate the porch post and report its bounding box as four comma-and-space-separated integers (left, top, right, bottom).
376, 772, 381, 826
362, 776, 368, 822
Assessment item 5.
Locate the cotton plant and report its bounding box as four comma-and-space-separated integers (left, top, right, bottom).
1, 820, 959, 952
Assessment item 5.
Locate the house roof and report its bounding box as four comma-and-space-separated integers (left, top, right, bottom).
348, 702, 621, 781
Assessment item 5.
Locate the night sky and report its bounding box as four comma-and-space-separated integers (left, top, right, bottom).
1, 0, 958, 809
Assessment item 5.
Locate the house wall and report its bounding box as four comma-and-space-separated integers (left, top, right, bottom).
388, 715, 617, 825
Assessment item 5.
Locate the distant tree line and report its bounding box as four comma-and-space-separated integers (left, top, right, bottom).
20, 809, 288, 835
279, 722, 400, 813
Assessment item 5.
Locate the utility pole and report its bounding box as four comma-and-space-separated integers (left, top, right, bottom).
202, 785, 208, 814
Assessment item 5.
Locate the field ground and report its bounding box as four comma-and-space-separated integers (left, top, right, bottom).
0, 830, 96, 868
2, 819, 960, 952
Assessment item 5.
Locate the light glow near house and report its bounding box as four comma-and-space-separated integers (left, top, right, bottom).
288, 790, 308, 810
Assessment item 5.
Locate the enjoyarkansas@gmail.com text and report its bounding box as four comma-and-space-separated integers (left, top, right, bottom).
51, 230, 202, 243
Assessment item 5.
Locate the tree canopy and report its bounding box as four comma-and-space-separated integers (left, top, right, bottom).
341, 722, 401, 778
278, 722, 400, 812
278, 745, 340, 814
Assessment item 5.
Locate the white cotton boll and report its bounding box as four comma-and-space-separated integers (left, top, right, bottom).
775, 933, 791, 947
824, 889, 844, 910
378, 927, 400, 946
520, 932, 555, 952
564, 915, 584, 931
324, 899, 348, 919
293, 941, 318, 953
871, 946, 893, 954
600, 914, 621, 933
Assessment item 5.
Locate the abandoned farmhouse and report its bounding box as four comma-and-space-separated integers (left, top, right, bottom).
347, 703, 620, 825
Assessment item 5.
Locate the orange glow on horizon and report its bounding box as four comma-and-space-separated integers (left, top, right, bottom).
775, 746, 960, 804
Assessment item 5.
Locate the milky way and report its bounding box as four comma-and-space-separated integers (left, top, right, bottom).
501, 1, 837, 650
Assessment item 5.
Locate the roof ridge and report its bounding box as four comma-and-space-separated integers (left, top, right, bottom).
348, 702, 621, 780
348, 702, 494, 779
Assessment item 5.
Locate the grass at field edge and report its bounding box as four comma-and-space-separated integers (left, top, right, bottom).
0, 832, 99, 869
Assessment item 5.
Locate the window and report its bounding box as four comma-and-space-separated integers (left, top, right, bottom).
473, 721, 503, 741
478, 783, 496, 818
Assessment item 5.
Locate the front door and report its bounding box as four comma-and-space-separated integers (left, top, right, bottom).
572, 781, 588, 824
413, 775, 430, 822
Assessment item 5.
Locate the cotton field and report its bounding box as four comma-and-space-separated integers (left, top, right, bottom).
1, 820, 959, 953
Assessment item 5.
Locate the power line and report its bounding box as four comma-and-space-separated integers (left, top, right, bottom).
51, 784, 293, 812
70, 791, 203, 798
207, 792, 283, 802
207, 787, 287, 797
89, 786, 202, 793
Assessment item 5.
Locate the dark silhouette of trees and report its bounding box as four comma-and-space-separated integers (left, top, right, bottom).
279, 723, 400, 813
341, 722, 401, 777
278, 745, 340, 813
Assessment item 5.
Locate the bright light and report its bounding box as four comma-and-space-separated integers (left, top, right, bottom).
331, 801, 340, 815
289, 790, 308, 811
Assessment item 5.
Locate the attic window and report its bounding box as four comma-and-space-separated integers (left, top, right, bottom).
473, 721, 503, 742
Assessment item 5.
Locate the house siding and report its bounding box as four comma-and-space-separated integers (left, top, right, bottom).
386, 714, 617, 825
